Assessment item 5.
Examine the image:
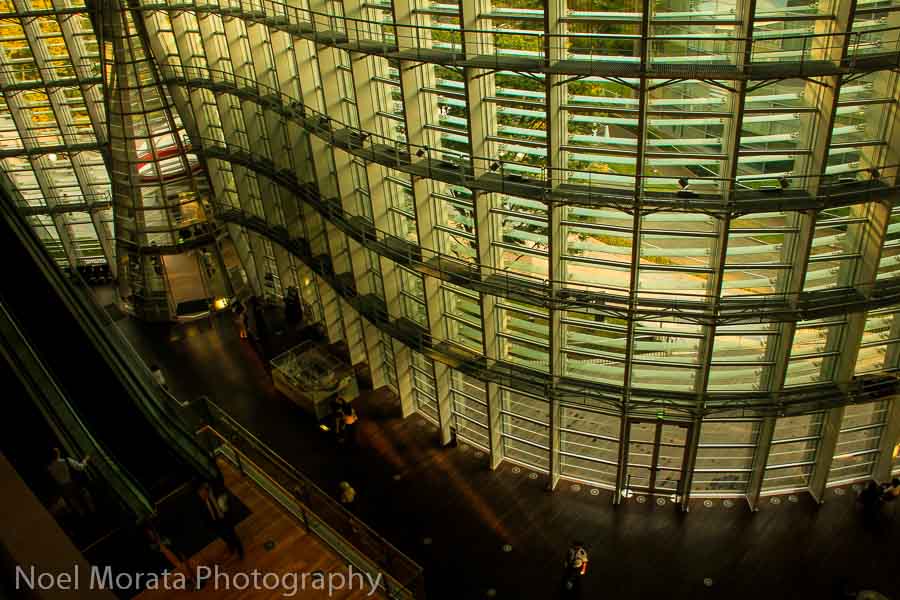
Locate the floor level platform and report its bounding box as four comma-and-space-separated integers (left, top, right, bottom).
117, 309, 900, 600
137, 460, 386, 600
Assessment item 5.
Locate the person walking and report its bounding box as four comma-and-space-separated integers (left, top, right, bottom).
197, 482, 244, 560
562, 541, 588, 597
47, 448, 95, 517
232, 298, 248, 339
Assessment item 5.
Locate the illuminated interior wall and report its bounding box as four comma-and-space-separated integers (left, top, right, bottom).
4, 0, 900, 503
0, 0, 111, 268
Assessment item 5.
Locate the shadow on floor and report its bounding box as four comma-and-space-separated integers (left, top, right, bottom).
116, 311, 900, 600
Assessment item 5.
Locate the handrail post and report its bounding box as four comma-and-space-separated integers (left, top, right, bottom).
230, 433, 245, 474
292, 484, 311, 532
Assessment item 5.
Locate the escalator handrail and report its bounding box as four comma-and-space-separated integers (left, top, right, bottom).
0, 190, 219, 484
66, 273, 219, 482
0, 301, 155, 519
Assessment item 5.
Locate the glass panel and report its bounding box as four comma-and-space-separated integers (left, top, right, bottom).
560, 407, 620, 487
501, 387, 549, 470
627, 421, 656, 493
693, 421, 760, 494
450, 371, 489, 449
763, 413, 824, 492
828, 402, 887, 484
655, 424, 686, 493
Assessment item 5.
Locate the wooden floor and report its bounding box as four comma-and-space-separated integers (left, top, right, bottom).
137, 460, 385, 600
120, 308, 900, 600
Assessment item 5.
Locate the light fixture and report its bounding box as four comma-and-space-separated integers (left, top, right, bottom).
678, 177, 689, 189
870, 168, 880, 181
213, 297, 229, 310
47, 153, 58, 162
489, 162, 500, 172
779, 177, 790, 189
415, 148, 426, 158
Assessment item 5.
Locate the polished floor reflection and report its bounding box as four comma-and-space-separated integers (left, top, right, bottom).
118, 310, 900, 600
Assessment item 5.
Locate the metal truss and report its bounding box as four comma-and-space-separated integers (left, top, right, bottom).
194, 138, 900, 326
135, 0, 900, 80
216, 204, 900, 417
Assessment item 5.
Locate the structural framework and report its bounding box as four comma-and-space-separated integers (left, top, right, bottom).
1, 0, 900, 508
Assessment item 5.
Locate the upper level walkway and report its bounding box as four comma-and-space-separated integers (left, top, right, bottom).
136, 0, 900, 80
158, 63, 899, 215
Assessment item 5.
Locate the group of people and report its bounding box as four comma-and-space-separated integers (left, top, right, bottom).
857, 478, 900, 523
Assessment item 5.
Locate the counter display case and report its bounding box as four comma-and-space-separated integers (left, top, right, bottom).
270, 341, 359, 419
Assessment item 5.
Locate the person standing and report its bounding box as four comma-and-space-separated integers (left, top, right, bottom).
284, 286, 302, 328
562, 541, 588, 597
149, 364, 168, 391
339, 481, 356, 506
197, 482, 244, 560
342, 403, 359, 447
858, 481, 882, 526
47, 448, 95, 517
333, 396, 348, 441
881, 478, 900, 502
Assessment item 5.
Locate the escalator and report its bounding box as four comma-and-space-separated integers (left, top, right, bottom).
0, 189, 217, 502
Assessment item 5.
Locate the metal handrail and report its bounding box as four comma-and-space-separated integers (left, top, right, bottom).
212, 198, 900, 416
0, 302, 155, 520
134, 0, 900, 74
63, 268, 216, 478
198, 398, 425, 598
155, 62, 898, 211
194, 135, 900, 324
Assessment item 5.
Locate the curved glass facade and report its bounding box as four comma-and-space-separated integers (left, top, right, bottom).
2, 0, 900, 505
0, 0, 111, 267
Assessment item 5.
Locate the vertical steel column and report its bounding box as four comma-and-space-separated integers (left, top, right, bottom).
687, 0, 756, 511
614, 0, 651, 505
394, 0, 454, 443
544, 0, 565, 491
462, 0, 503, 467
343, 0, 396, 385
805, 0, 861, 503
286, 7, 355, 344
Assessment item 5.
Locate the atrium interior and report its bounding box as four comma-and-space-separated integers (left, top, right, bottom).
2, 0, 900, 597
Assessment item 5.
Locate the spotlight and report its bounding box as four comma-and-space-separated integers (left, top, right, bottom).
678, 177, 689, 189
870, 168, 880, 181
47, 153, 58, 162
490, 162, 500, 172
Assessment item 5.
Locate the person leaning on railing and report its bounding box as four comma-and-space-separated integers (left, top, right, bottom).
150, 364, 168, 391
